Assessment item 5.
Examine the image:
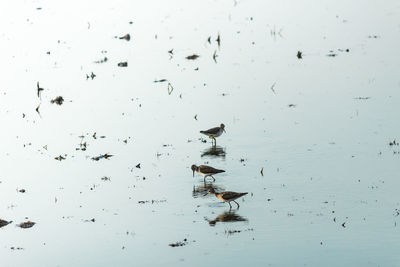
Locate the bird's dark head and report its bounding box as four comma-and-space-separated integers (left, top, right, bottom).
220, 123, 226, 132
204, 188, 216, 196
191, 165, 197, 177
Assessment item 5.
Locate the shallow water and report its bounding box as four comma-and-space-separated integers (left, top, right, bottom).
1, 0, 400, 266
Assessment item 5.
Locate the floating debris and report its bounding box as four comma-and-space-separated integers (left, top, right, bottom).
118, 34, 130, 41
55, 155, 66, 161
169, 238, 187, 247
354, 97, 370, 100
92, 132, 106, 139
91, 153, 113, 161
94, 57, 108, 64
18, 189, 26, 193
101, 176, 111, 181
76, 141, 87, 151
35, 103, 41, 117
167, 83, 174, 95
260, 167, 264, 176
154, 79, 167, 83
136, 163, 141, 169
288, 104, 296, 108
326, 53, 337, 57
186, 54, 199, 60
86, 72, 96, 80
138, 199, 167, 204
0, 219, 12, 228
368, 35, 379, 39
207, 36, 211, 44
18, 221, 35, 229
37, 82, 44, 98
216, 33, 221, 48
338, 48, 350, 52
297, 51, 302, 59
194, 114, 198, 120
213, 50, 218, 63
50, 96, 64, 105
270, 82, 276, 94
389, 140, 398, 146
118, 62, 128, 67
10, 247, 24, 250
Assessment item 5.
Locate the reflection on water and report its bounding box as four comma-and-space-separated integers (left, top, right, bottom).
192, 182, 225, 199
205, 210, 248, 226
201, 145, 226, 158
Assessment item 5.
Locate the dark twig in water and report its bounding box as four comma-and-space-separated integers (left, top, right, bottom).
154, 79, 167, 83
91, 153, 113, 161
270, 82, 276, 94
167, 83, 174, 95
118, 34, 130, 41
213, 50, 218, 63
186, 54, 199, 60
37, 82, 44, 98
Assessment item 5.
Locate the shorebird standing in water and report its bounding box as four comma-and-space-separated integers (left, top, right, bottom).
205, 188, 248, 209
200, 123, 225, 145
191, 164, 225, 182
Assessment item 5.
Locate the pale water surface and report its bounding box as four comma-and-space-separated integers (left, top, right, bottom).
1, 0, 400, 266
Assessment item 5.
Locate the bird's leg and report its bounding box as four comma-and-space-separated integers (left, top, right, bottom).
234, 200, 240, 209
228, 202, 232, 209
210, 175, 216, 182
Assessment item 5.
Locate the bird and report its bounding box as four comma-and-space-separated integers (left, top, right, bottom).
205, 188, 248, 209
0, 219, 12, 228
200, 123, 225, 145
191, 165, 225, 181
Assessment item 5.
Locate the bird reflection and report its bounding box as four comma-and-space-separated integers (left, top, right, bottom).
205, 210, 248, 226
192, 181, 224, 199
201, 145, 226, 158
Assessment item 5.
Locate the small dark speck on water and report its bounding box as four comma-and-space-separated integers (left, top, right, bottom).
118, 62, 128, 67
297, 51, 302, 59
327, 53, 337, 57
389, 140, 398, 146
136, 163, 141, 169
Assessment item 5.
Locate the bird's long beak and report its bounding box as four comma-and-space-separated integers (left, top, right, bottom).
192, 170, 195, 177
203, 192, 208, 196
223, 129, 226, 133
